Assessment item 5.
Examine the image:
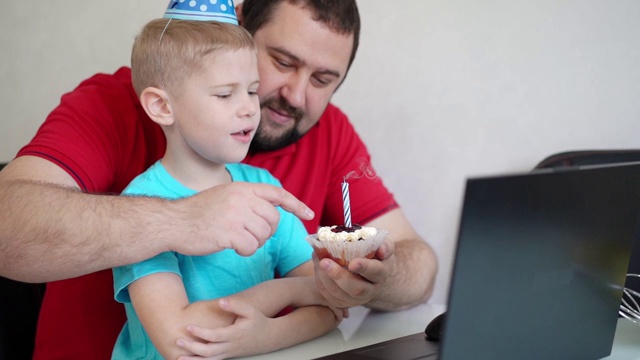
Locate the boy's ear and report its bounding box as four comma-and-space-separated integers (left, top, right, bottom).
140, 87, 174, 126
235, 2, 244, 26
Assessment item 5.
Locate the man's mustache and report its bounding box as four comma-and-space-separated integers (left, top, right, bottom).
260, 96, 304, 122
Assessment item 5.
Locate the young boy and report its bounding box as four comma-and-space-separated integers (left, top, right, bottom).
111, 2, 341, 359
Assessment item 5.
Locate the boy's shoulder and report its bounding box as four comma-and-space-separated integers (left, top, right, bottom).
227, 163, 282, 187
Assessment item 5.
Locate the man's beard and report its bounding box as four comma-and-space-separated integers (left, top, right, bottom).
249, 95, 305, 153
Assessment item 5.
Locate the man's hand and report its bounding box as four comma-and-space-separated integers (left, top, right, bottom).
312, 238, 396, 309
171, 182, 314, 257
312, 209, 438, 311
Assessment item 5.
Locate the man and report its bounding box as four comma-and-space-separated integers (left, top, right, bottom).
0, 0, 437, 358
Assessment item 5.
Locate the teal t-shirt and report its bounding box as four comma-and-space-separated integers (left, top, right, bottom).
111, 161, 311, 359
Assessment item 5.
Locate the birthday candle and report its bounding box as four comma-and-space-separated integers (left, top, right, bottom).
342, 179, 352, 228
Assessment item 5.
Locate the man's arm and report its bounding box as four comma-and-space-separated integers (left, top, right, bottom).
0, 156, 313, 282
314, 208, 438, 311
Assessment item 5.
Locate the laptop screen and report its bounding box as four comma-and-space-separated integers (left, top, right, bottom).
441, 163, 640, 360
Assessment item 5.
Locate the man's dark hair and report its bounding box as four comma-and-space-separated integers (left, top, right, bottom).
241, 0, 360, 71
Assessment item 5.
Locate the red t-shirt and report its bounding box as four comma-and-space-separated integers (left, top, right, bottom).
18, 67, 398, 359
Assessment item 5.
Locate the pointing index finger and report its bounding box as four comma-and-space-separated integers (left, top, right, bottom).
249, 183, 314, 220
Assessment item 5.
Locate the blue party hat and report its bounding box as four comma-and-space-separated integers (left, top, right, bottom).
164, 0, 238, 25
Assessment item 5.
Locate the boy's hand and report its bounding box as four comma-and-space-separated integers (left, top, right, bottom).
176, 298, 272, 360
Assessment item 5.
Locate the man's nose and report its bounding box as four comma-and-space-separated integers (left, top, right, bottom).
280, 73, 308, 109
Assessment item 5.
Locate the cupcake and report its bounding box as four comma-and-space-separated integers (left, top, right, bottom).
307, 225, 388, 267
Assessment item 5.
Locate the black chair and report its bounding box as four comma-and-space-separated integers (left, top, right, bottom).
0, 162, 47, 360
533, 149, 640, 294
0, 278, 46, 359
535, 149, 640, 170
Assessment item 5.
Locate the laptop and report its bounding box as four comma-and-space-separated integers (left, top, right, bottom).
316, 162, 640, 360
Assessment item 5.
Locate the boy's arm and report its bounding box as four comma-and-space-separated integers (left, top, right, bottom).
177, 300, 339, 359
129, 268, 337, 359
173, 261, 341, 358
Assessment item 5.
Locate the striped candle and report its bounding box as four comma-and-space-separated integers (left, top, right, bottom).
342, 179, 352, 227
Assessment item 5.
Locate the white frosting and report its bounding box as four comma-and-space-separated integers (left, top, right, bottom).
317, 225, 377, 242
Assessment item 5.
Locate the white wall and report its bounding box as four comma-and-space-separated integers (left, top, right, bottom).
2, 1, 639, 305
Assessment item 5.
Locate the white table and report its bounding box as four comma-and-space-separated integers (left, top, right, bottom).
243, 303, 640, 360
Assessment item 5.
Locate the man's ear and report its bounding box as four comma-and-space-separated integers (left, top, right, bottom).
235, 2, 244, 26
140, 87, 174, 126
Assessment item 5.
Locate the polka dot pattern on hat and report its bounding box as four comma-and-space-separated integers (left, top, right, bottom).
164, 0, 238, 25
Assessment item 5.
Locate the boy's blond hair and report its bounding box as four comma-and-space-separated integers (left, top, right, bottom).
131, 19, 255, 97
